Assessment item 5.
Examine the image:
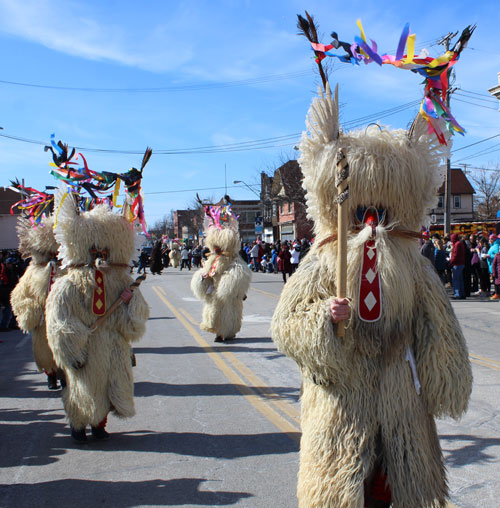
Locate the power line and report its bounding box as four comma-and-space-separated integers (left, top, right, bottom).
452, 142, 500, 163
459, 88, 498, 99
454, 91, 498, 104
0, 70, 315, 93
144, 184, 245, 195
452, 97, 498, 111
451, 133, 500, 153
0, 100, 422, 155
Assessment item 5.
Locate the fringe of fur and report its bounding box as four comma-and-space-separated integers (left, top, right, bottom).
46, 267, 149, 429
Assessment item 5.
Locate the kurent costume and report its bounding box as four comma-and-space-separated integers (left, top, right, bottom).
191, 202, 251, 342
272, 84, 472, 508
44, 140, 152, 441
169, 242, 181, 268
46, 191, 150, 441
271, 16, 478, 505
11, 215, 63, 389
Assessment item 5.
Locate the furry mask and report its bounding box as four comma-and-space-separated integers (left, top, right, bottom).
17, 215, 58, 264
299, 84, 450, 239
53, 190, 134, 269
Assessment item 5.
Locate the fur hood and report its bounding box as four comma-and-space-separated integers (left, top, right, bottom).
299, 84, 450, 238
205, 227, 240, 257
17, 215, 58, 264
54, 190, 134, 268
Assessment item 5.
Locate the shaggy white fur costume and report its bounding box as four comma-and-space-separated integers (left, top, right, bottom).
11, 216, 60, 373
46, 194, 149, 430
169, 243, 181, 268
271, 86, 472, 508
191, 228, 251, 339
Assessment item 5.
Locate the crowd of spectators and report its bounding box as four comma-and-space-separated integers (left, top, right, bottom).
239, 238, 311, 283
0, 249, 25, 332
421, 231, 500, 301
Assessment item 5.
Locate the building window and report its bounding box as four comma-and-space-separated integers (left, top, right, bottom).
438, 195, 444, 208
288, 201, 293, 212
280, 202, 284, 214
453, 195, 461, 209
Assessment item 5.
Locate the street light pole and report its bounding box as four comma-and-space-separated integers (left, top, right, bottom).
233, 180, 260, 198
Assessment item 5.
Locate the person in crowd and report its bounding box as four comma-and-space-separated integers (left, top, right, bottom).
468, 234, 481, 294
271, 248, 278, 273
444, 235, 453, 286
192, 245, 203, 268
478, 237, 491, 296
201, 244, 210, 262
434, 238, 448, 284
162, 245, 171, 268
261, 254, 269, 273
180, 245, 190, 270
486, 234, 500, 275
277, 242, 292, 283
461, 235, 472, 297
290, 243, 301, 273
449, 233, 466, 299
0, 256, 20, 331
137, 249, 149, 274
239, 243, 248, 264
299, 238, 311, 262
149, 240, 163, 275
491, 249, 500, 300
420, 231, 435, 265
249, 241, 260, 272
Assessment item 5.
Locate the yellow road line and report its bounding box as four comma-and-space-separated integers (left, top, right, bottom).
470, 357, 500, 372
176, 304, 301, 426
151, 286, 300, 442
470, 353, 500, 368
250, 286, 280, 299
220, 348, 301, 425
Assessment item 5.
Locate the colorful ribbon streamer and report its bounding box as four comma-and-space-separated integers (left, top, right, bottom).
309, 21, 474, 144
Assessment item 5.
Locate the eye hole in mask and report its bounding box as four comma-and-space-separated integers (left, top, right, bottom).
355, 206, 388, 225
90, 246, 109, 261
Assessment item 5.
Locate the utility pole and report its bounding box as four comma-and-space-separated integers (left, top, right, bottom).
438, 31, 458, 236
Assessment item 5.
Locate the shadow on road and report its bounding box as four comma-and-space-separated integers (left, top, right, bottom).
70, 429, 300, 458
135, 344, 277, 355
0, 418, 67, 468
440, 433, 500, 467
148, 316, 175, 321
0, 477, 252, 507
134, 381, 299, 402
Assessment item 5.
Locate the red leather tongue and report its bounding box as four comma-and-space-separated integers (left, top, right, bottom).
358, 209, 382, 322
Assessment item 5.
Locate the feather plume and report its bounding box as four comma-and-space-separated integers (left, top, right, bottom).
297, 11, 328, 90
452, 24, 476, 54
140, 147, 152, 172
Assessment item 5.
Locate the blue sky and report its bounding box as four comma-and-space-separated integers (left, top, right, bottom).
0, 0, 498, 226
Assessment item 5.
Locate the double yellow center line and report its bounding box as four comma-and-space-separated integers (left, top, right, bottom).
151, 285, 301, 442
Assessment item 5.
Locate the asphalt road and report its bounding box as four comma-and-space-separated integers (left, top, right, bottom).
0, 267, 498, 508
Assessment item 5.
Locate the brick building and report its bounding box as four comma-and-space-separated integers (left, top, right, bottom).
0, 187, 22, 249
271, 160, 313, 242
172, 209, 203, 242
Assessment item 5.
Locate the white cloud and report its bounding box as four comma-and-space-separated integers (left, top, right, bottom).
0, 0, 194, 72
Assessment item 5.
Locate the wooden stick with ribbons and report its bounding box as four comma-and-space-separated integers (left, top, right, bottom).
91, 274, 146, 331
336, 148, 349, 337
